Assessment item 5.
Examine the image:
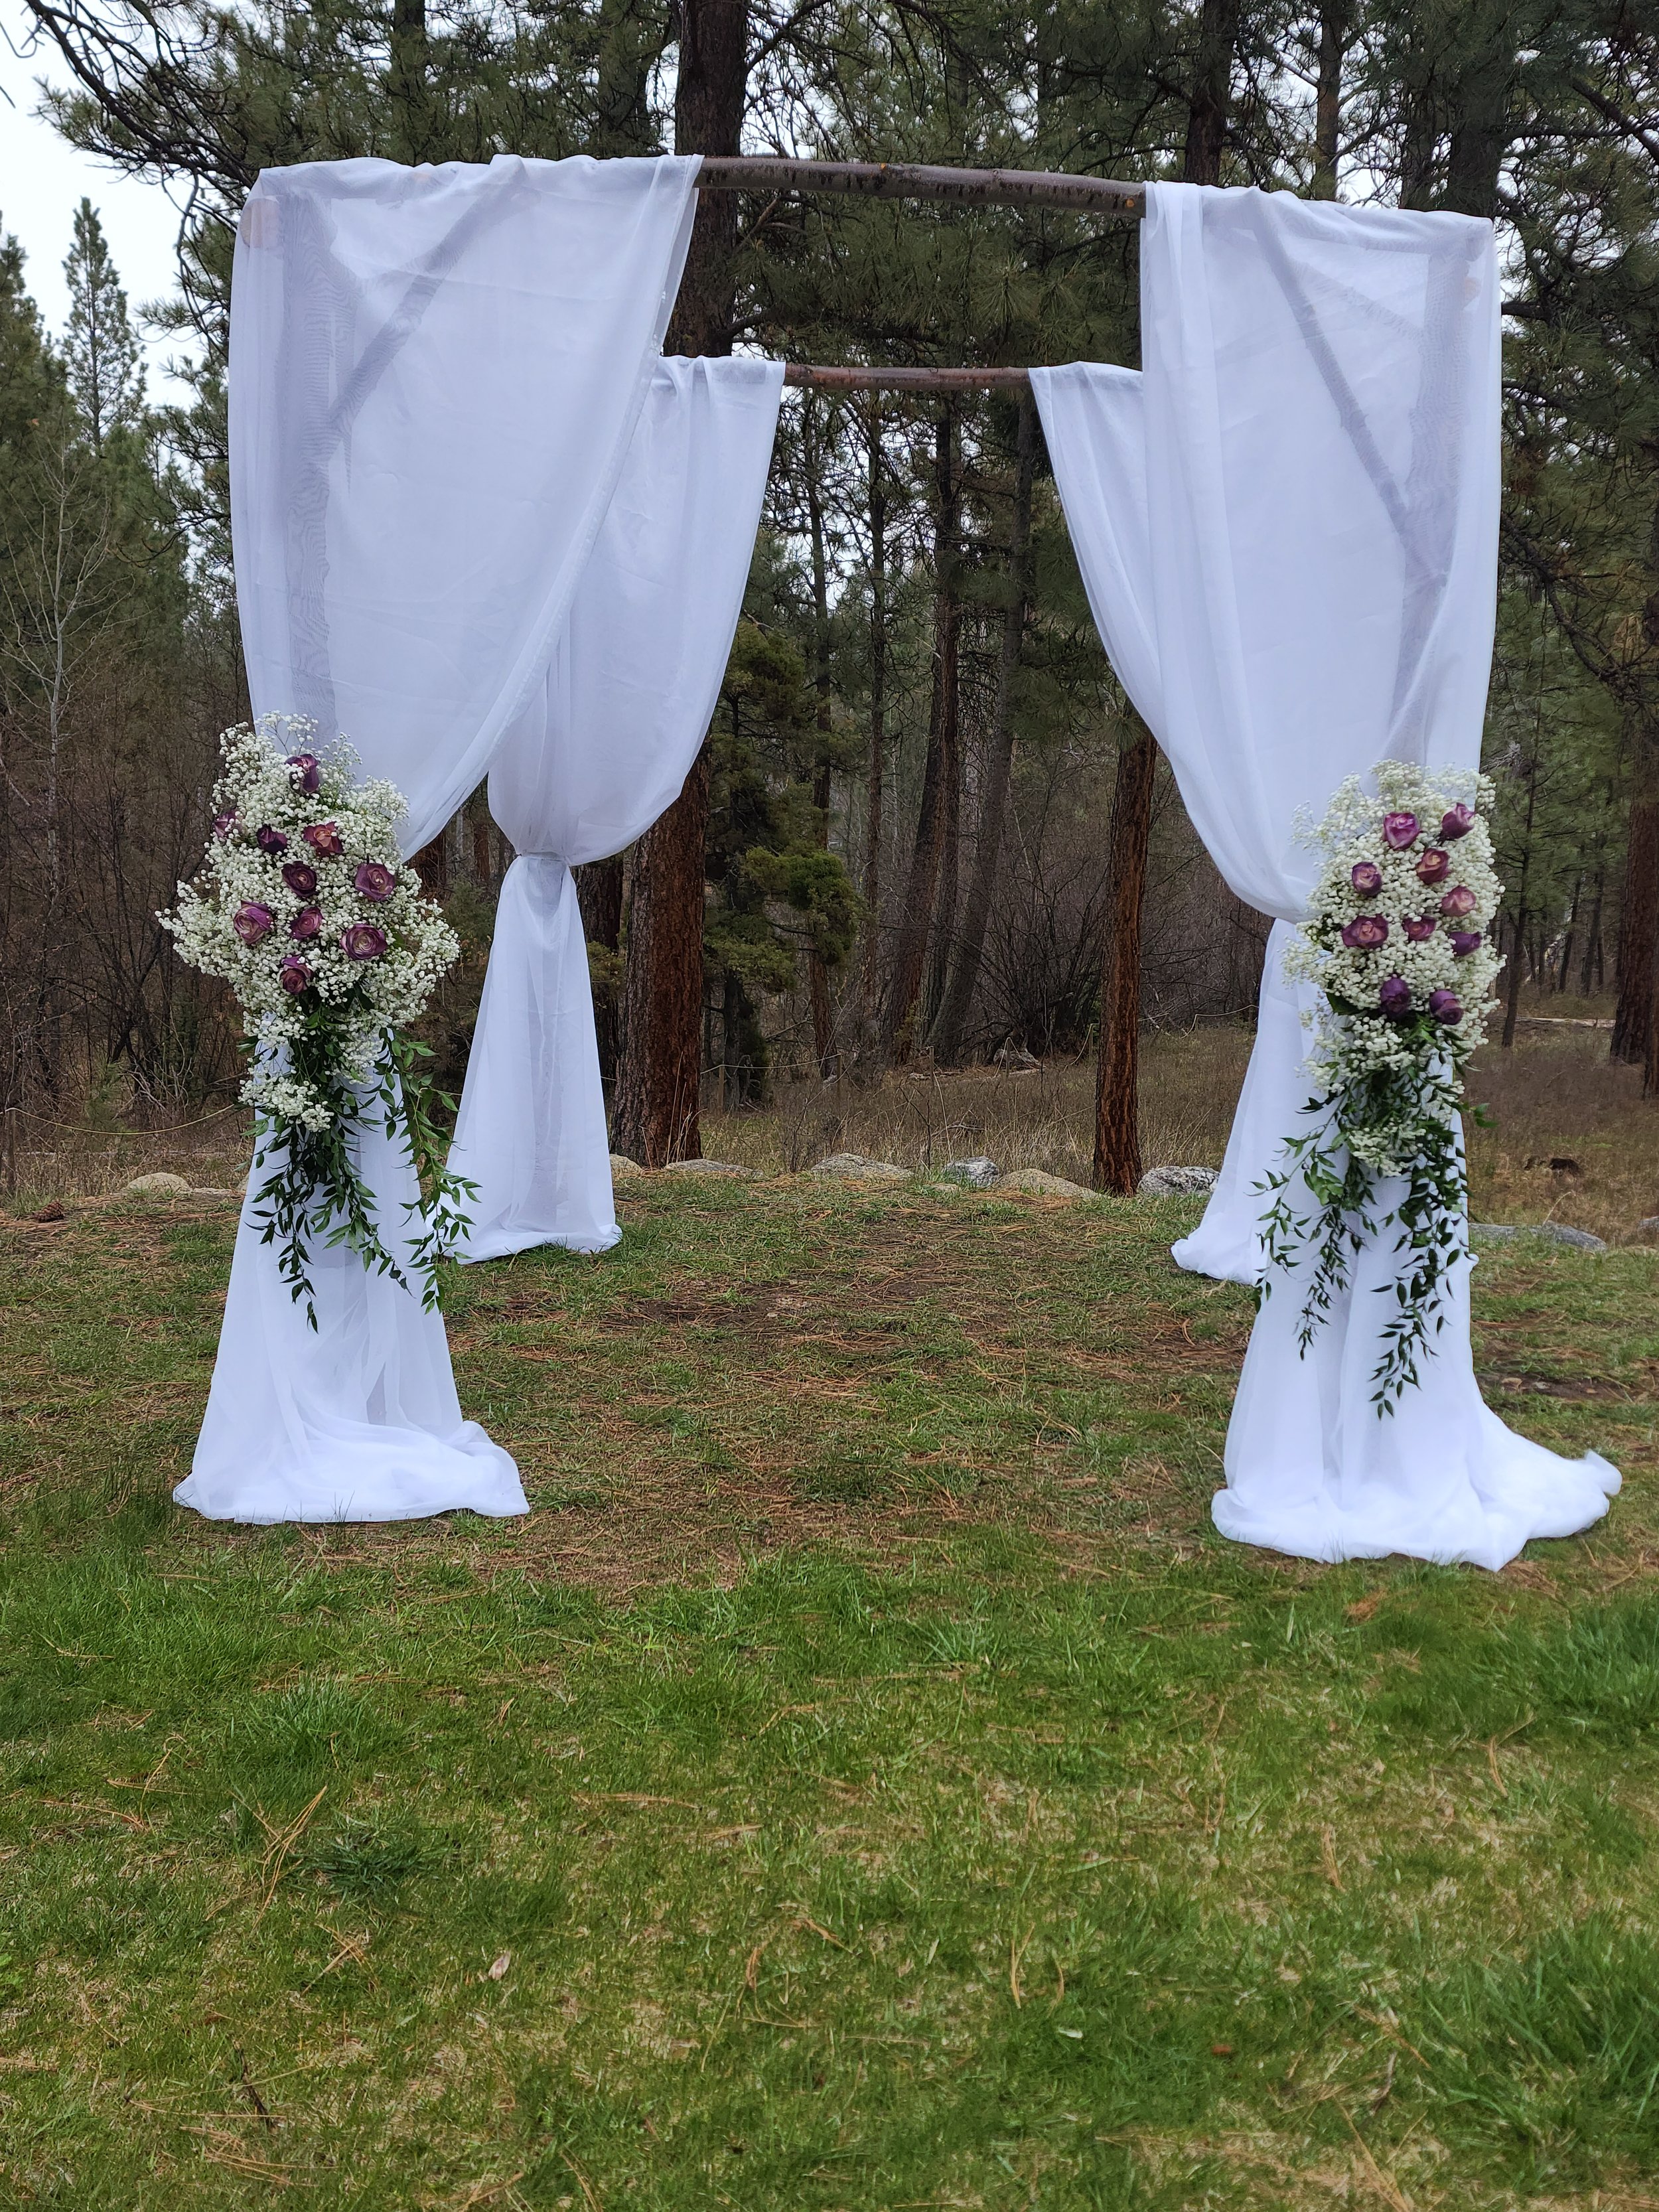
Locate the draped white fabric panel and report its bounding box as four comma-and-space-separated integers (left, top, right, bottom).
179, 153, 701, 1526
449, 357, 784, 1262
1035, 184, 1617, 1567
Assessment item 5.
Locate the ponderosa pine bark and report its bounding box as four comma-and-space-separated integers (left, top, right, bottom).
1614, 788, 1659, 1067
885, 400, 960, 1062
612, 0, 746, 1165
806, 402, 835, 1073
1095, 722, 1159, 1193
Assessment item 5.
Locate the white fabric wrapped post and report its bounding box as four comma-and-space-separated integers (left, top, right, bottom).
179, 153, 701, 1525
449, 356, 784, 1262
1036, 183, 1617, 1567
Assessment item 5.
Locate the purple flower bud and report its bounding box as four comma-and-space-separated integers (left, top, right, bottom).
279, 956, 312, 995
1449, 928, 1483, 957
1341, 914, 1390, 950
1440, 802, 1475, 842
1440, 885, 1477, 919
255, 824, 288, 855
1414, 848, 1451, 885
289, 905, 323, 941
1402, 915, 1437, 943
212, 810, 238, 840
1350, 859, 1383, 896
1383, 812, 1420, 850
233, 901, 274, 946
353, 859, 396, 904
285, 751, 323, 794
1378, 974, 1411, 1018
303, 821, 344, 857
281, 860, 318, 897
1428, 988, 1463, 1024
341, 921, 387, 962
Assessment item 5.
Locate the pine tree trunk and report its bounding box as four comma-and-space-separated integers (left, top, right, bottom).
806, 405, 835, 1073
1093, 12, 1240, 1178
612, 0, 746, 1165
934, 394, 1037, 1066
1613, 792, 1659, 1066
1095, 725, 1158, 1193
886, 401, 960, 1061
861, 400, 888, 1019
1311, 1, 1346, 197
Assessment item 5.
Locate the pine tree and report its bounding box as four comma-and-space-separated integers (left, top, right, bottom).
62, 200, 144, 457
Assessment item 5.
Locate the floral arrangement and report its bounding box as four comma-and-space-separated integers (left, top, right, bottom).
1262, 761, 1503, 1408
163, 718, 470, 1322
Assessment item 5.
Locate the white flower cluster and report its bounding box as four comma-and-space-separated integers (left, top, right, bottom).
161, 718, 459, 1131
1282, 761, 1502, 1171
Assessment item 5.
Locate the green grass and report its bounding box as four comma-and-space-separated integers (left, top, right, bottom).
2, 1179, 1658, 2207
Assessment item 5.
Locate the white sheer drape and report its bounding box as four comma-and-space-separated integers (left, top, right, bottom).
179, 154, 701, 1525
1035, 184, 1617, 1567
449, 356, 784, 1262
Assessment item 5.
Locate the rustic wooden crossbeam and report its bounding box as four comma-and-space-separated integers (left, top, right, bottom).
782, 364, 1033, 391
696, 156, 1145, 218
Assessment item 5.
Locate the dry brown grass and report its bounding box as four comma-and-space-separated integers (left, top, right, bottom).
9, 1012, 1658, 1243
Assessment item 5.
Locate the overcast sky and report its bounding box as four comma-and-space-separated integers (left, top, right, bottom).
0, 0, 200, 402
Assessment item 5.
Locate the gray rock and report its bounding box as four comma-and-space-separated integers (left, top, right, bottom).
1636, 1217, 1659, 1239
123, 1171, 190, 1195
810, 1153, 910, 1182
1137, 1165, 1219, 1197
661, 1159, 758, 1179
939, 1156, 999, 1189
187, 1187, 239, 1201
993, 1169, 1098, 1199
609, 1153, 645, 1181
1473, 1220, 1609, 1253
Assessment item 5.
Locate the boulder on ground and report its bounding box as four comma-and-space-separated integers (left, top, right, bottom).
940, 1156, 999, 1189
188, 1187, 240, 1201
810, 1153, 910, 1182
1473, 1220, 1609, 1253
1137, 1165, 1219, 1197
994, 1169, 1097, 1199
609, 1153, 645, 1181
662, 1159, 757, 1179
123, 1171, 190, 1195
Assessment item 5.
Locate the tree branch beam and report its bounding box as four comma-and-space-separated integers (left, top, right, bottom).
782, 364, 1032, 390
696, 156, 1144, 217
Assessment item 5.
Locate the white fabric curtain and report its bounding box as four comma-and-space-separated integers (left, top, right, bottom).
1035, 184, 1617, 1567
178, 153, 701, 1526
449, 356, 784, 1262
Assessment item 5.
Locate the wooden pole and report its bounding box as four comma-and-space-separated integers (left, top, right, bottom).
785, 364, 1031, 391
696, 155, 1144, 218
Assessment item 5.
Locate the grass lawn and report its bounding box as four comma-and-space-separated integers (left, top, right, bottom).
3, 1175, 1659, 2208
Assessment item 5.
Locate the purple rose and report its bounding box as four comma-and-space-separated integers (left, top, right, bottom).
1414, 848, 1451, 885
341, 921, 387, 962
212, 810, 238, 840
1428, 988, 1463, 1024
1402, 915, 1437, 943
285, 751, 323, 794
1440, 885, 1477, 919
289, 905, 323, 941
233, 901, 275, 946
1350, 860, 1383, 896
1378, 974, 1411, 1018
281, 860, 318, 897
255, 824, 289, 855
353, 860, 396, 904
1440, 803, 1475, 842
1383, 812, 1420, 850
303, 821, 344, 857
1449, 928, 1483, 957
279, 956, 312, 995
1341, 914, 1390, 950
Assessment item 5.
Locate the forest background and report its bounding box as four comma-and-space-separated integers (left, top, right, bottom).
2, 0, 1657, 1189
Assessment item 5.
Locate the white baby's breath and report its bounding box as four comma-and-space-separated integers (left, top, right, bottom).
161, 717, 467, 1319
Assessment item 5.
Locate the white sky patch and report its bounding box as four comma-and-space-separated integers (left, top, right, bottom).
0, 0, 200, 404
